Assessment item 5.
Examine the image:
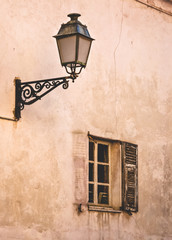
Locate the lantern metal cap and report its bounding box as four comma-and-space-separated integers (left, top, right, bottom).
53, 13, 94, 40
67, 13, 81, 22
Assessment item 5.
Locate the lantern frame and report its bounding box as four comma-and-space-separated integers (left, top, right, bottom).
53, 13, 94, 75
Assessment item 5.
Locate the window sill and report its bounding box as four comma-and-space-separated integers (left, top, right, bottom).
88, 205, 121, 213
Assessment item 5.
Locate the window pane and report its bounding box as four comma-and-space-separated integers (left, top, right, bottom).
89, 163, 94, 181
98, 144, 108, 163
57, 36, 76, 64
89, 184, 94, 203
98, 165, 109, 183
78, 36, 91, 65
98, 185, 109, 204
89, 141, 94, 161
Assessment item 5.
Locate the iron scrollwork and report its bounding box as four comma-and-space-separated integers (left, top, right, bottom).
15, 75, 77, 120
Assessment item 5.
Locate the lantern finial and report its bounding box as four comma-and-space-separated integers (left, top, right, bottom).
67, 13, 81, 21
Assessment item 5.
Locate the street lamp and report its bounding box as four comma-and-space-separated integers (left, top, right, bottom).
54, 13, 94, 76
15, 13, 94, 120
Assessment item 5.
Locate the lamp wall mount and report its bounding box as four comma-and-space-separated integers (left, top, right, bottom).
14, 74, 77, 120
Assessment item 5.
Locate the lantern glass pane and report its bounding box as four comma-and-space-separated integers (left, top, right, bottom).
78, 36, 91, 66
57, 36, 76, 64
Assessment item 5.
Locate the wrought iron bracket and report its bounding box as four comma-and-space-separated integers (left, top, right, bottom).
14, 74, 77, 120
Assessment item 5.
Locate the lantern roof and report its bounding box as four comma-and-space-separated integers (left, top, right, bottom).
54, 13, 94, 40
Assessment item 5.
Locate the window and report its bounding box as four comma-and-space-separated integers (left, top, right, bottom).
88, 134, 138, 213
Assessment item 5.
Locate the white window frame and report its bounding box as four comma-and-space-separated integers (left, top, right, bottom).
88, 139, 112, 206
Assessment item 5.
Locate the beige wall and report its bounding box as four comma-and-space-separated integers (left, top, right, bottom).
0, 0, 171, 239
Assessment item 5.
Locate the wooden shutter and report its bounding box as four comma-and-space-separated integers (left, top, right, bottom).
122, 142, 138, 212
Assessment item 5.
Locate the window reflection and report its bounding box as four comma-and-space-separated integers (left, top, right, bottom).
98, 144, 108, 163
98, 185, 109, 204
98, 165, 109, 183
89, 184, 94, 203
89, 163, 94, 181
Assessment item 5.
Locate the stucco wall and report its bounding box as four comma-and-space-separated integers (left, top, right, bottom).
0, 0, 171, 239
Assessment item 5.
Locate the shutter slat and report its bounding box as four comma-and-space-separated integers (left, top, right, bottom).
126, 148, 136, 153
126, 155, 136, 159
126, 154, 136, 158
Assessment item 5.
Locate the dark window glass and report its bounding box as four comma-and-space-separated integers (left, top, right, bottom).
98, 185, 109, 204
89, 184, 94, 203
98, 165, 109, 183
98, 144, 108, 163
89, 163, 94, 181
89, 142, 94, 161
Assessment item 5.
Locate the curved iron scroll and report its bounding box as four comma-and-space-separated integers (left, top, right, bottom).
15, 75, 76, 120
